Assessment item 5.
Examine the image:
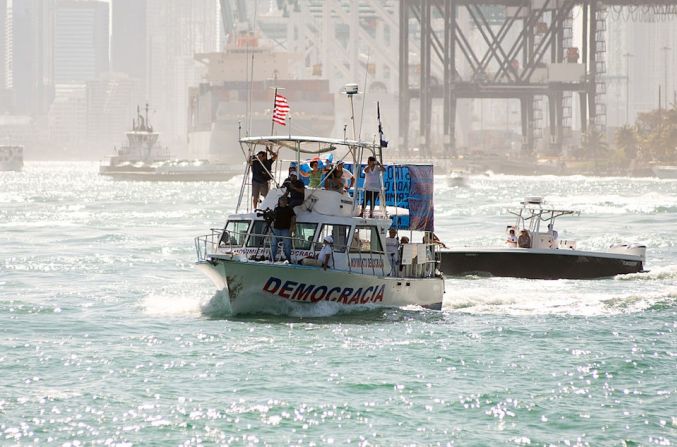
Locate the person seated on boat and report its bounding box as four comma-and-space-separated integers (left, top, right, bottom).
506, 228, 518, 247
324, 168, 344, 193
270, 196, 296, 262
250, 146, 277, 210
385, 228, 400, 277
547, 223, 559, 245
361, 156, 385, 218
517, 229, 531, 248
350, 231, 362, 250
307, 160, 323, 188
282, 168, 306, 208
335, 161, 355, 190
319, 235, 334, 270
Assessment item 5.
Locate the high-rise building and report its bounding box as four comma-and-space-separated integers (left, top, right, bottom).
11, 0, 55, 115
48, 83, 87, 148
0, 0, 11, 112
54, 0, 109, 84
146, 0, 219, 147
606, 17, 677, 127
1, 0, 7, 89
111, 0, 147, 97
86, 73, 141, 151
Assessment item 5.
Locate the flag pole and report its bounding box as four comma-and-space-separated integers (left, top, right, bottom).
271, 87, 277, 136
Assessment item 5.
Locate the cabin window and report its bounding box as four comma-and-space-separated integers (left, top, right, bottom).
246, 220, 270, 247
350, 225, 384, 253
294, 223, 317, 250
221, 220, 250, 247
317, 224, 350, 253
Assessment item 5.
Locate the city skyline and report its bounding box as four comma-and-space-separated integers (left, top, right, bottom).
0, 0, 675, 160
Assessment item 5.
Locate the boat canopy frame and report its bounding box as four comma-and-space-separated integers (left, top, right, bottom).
508, 203, 580, 234
237, 134, 385, 217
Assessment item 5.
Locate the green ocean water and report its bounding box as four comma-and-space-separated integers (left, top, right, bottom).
1, 163, 675, 445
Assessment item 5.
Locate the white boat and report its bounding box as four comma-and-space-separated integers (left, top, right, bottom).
194, 135, 445, 316
439, 197, 647, 279
0, 145, 23, 171
100, 104, 240, 181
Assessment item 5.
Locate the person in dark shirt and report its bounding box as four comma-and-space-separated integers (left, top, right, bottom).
282, 167, 306, 207
270, 196, 296, 262
250, 146, 277, 210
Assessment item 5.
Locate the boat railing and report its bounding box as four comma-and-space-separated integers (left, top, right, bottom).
397, 243, 440, 279
195, 229, 438, 278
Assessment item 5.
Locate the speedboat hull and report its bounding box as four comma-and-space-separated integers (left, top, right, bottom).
439, 248, 644, 279
197, 258, 445, 315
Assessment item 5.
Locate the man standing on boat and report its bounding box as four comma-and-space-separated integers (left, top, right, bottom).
282, 166, 306, 208
361, 156, 385, 218
270, 196, 296, 262
251, 145, 277, 210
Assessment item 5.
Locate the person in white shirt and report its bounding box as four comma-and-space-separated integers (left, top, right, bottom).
385, 228, 400, 276
319, 235, 334, 270
361, 156, 385, 218
506, 228, 518, 247
547, 223, 559, 248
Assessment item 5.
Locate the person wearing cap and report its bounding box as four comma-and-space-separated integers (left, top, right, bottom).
305, 160, 323, 188
270, 195, 296, 262
282, 165, 306, 207
335, 161, 355, 190
250, 145, 277, 210
318, 235, 334, 270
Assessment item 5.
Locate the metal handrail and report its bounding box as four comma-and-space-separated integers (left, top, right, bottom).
196, 229, 441, 279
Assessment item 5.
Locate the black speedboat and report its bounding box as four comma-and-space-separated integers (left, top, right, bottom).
439, 197, 646, 279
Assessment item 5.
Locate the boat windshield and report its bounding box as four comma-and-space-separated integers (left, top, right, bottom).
294, 223, 317, 250
222, 220, 250, 246
350, 225, 384, 253
317, 224, 350, 253
246, 221, 270, 247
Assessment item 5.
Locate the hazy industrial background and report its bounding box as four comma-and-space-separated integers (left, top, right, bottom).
0, 0, 675, 164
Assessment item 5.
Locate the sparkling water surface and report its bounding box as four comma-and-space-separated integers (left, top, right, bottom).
1, 162, 675, 446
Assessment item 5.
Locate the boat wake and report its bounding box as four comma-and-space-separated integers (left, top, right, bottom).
141, 292, 203, 317
442, 279, 677, 316
614, 264, 677, 281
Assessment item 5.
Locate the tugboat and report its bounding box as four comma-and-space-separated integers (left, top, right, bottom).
0, 145, 23, 171
100, 104, 239, 181
439, 197, 647, 279
194, 135, 444, 315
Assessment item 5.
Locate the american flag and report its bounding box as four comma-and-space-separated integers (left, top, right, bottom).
272, 93, 289, 126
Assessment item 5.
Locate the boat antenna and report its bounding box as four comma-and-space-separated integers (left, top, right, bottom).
248, 51, 255, 135
357, 49, 371, 141
344, 83, 359, 141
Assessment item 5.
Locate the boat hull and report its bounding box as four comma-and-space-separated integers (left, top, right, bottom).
197, 258, 445, 315
439, 249, 644, 279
